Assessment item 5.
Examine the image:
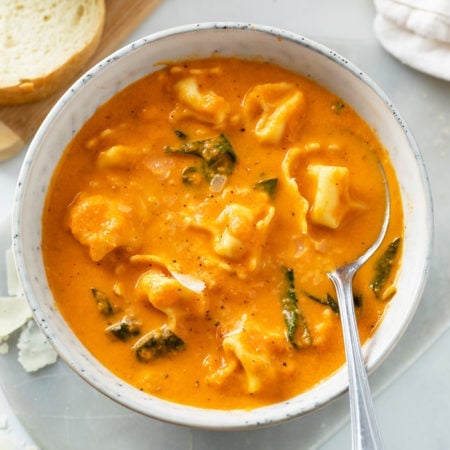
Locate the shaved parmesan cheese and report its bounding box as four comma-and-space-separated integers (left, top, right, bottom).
5, 248, 23, 297
0, 249, 30, 356
17, 321, 57, 373
1, 248, 58, 371
130, 254, 206, 293
0, 296, 31, 338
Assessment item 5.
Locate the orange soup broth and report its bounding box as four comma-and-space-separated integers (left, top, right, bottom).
42, 57, 403, 410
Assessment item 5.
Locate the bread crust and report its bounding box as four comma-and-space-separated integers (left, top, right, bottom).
0, 1, 106, 105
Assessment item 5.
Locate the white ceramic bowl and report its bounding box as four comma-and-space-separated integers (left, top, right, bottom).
13, 23, 433, 430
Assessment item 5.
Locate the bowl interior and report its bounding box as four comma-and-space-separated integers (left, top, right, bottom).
13, 23, 432, 429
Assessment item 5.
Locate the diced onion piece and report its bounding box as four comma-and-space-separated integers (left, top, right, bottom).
171, 272, 206, 294
209, 174, 227, 192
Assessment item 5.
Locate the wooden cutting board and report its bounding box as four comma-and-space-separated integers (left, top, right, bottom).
0, 0, 164, 162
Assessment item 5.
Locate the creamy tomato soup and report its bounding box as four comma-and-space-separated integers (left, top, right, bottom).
42, 57, 403, 410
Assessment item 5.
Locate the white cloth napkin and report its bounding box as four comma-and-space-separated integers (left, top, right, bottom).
374, 0, 450, 81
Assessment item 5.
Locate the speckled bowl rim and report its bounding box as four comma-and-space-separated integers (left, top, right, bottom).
12, 22, 433, 430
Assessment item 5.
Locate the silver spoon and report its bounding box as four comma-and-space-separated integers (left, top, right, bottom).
327, 162, 389, 450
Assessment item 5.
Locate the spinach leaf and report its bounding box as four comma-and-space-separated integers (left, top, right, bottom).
370, 237, 401, 298
165, 134, 236, 183
281, 267, 312, 348
90, 288, 117, 317
132, 325, 184, 362
254, 178, 278, 197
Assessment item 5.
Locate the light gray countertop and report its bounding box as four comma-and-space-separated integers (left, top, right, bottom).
1, 0, 449, 448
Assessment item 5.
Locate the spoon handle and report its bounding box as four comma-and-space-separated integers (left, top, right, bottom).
328, 267, 385, 450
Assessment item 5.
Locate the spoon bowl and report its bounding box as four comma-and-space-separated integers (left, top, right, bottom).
327, 162, 390, 450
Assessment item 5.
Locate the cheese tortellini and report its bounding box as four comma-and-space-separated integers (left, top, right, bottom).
173, 76, 230, 127
207, 315, 293, 393
243, 82, 305, 144
68, 194, 144, 262
214, 202, 275, 269
137, 271, 206, 329
308, 164, 352, 229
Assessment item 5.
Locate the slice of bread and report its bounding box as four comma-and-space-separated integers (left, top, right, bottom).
0, 0, 106, 105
